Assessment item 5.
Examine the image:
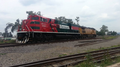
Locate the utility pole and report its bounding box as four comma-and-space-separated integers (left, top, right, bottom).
75, 17, 80, 25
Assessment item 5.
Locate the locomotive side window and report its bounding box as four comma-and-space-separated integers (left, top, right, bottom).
40, 17, 43, 21
82, 28, 86, 33
43, 18, 45, 22
82, 30, 85, 33
55, 20, 58, 24
48, 19, 51, 23
30, 22, 40, 24
32, 17, 39, 20
35, 22, 40, 24
30, 22, 34, 24
31, 26, 40, 29
43, 18, 47, 22
40, 17, 47, 22
45, 19, 47, 22
28, 17, 30, 19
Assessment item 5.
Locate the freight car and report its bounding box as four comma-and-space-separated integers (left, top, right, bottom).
16, 11, 96, 43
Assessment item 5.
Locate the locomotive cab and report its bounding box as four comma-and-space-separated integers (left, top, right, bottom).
17, 14, 59, 43
26, 15, 57, 32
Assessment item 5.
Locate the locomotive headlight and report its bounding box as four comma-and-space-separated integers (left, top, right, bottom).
18, 37, 21, 39
24, 21, 26, 23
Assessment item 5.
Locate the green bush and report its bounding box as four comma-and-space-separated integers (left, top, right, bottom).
0, 40, 15, 44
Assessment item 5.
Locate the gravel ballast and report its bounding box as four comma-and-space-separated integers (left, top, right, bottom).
0, 36, 120, 67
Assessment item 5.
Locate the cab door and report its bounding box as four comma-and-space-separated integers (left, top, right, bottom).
49, 19, 58, 32
40, 17, 51, 32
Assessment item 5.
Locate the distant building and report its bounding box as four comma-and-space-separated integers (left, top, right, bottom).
0, 35, 3, 40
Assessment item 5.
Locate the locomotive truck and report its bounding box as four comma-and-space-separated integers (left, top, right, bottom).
16, 11, 96, 43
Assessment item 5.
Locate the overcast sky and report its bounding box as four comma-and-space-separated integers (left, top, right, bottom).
0, 0, 120, 33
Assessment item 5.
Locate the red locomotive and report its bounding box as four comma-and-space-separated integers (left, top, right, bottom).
17, 11, 96, 43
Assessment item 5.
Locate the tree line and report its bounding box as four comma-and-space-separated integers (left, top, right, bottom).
96, 25, 118, 36
0, 16, 118, 37
0, 19, 20, 37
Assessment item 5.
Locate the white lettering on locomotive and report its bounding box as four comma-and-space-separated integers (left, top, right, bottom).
41, 23, 46, 27
60, 25, 69, 29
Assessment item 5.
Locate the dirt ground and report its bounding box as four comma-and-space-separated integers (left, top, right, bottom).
0, 36, 120, 67
107, 62, 120, 67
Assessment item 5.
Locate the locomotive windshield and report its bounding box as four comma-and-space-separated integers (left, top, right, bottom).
31, 26, 40, 29
30, 21, 40, 24
40, 17, 47, 22
32, 17, 39, 20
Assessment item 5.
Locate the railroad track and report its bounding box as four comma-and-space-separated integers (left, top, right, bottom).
11, 46, 120, 67
74, 39, 108, 47
0, 38, 102, 48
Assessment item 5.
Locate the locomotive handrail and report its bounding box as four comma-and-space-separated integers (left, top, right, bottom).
26, 25, 30, 32
30, 26, 34, 37
26, 25, 30, 37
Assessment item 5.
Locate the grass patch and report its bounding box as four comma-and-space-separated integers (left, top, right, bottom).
85, 44, 120, 53
115, 56, 120, 63
75, 44, 120, 67
59, 54, 67, 57
102, 36, 118, 40
0, 53, 6, 55
0, 40, 15, 44
76, 54, 95, 67
75, 53, 114, 67
75, 56, 120, 67
99, 53, 112, 67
